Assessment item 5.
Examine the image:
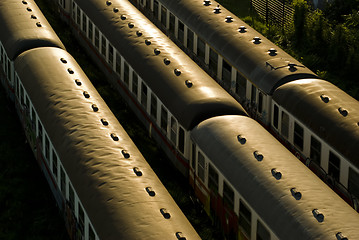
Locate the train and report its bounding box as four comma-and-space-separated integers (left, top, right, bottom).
129, 0, 359, 210
53, 0, 359, 239
0, 1, 201, 239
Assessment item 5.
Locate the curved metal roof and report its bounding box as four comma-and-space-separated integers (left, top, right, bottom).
15, 47, 200, 240
155, 0, 318, 94
0, 0, 65, 60
74, 0, 247, 130
273, 79, 359, 168
191, 115, 359, 239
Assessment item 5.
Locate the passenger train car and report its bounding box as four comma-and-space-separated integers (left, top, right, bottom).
54, 0, 359, 239
130, 0, 359, 210
0, 1, 201, 239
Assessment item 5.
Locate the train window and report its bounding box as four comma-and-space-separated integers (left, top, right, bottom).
52, 150, 58, 179
124, 61, 129, 85
20, 85, 24, 105
76, 7, 81, 26
82, 13, 87, 33
150, 93, 157, 120
88, 21, 93, 41
178, 127, 185, 153
236, 71, 247, 101
348, 168, 359, 200
38, 120, 43, 145
69, 184, 75, 210
187, 28, 194, 52
94, 27, 100, 50
72, 2, 76, 20
160, 106, 168, 133
153, 0, 159, 20
258, 92, 263, 113
60, 167, 66, 196
141, 82, 148, 109
310, 136, 321, 165
89, 225, 96, 240
281, 111, 289, 139
197, 151, 205, 181
208, 164, 218, 193
45, 136, 50, 161
197, 37, 206, 62
78, 204, 85, 235
191, 143, 196, 169
239, 200, 252, 238
328, 151, 340, 182
169, 13, 175, 34
170, 117, 177, 145
160, 6, 167, 27
108, 44, 114, 67
116, 52, 121, 75
223, 181, 234, 209
294, 122, 304, 151
209, 48, 218, 76
273, 104, 279, 129
222, 59, 232, 89
251, 85, 256, 104
256, 220, 270, 240
145, 0, 150, 10
101, 35, 107, 57
178, 20, 185, 44
132, 72, 138, 97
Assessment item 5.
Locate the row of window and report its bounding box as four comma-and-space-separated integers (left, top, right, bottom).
272, 103, 359, 201
139, 0, 267, 116
191, 146, 272, 240
14, 74, 97, 240
72, 2, 187, 155
0, 44, 11, 83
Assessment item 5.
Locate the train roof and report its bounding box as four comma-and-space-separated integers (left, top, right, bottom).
158, 0, 318, 94
74, 0, 247, 130
15, 47, 200, 240
0, 0, 65, 60
273, 79, 359, 168
191, 115, 359, 239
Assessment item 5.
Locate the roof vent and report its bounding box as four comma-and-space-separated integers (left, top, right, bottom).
106, 1, 112, 6
176, 232, 187, 240
121, 150, 130, 158
160, 208, 171, 219
26, 7, 32, 12
154, 48, 161, 55
288, 62, 297, 71
145, 39, 151, 45
357, 122, 359, 127
213, 5, 221, 14
164, 58, 171, 65
75, 79, 82, 86
22, 0, 27, 4
128, 23, 134, 28
254, 151, 263, 161
113, 8, 119, 13
83, 91, 90, 98
203, 0, 211, 6
291, 188, 302, 200
312, 209, 324, 222
31, 15, 37, 19
268, 48, 277, 56
338, 107, 348, 117
121, 15, 126, 20
136, 30, 142, 36
92, 104, 99, 112
185, 80, 193, 88
174, 69, 181, 76
320, 94, 330, 103
237, 135, 246, 144
253, 37, 261, 44
101, 118, 109, 126
60, 58, 67, 63
36, 22, 42, 27
225, 16, 233, 23
238, 26, 247, 33
68, 68, 74, 74
146, 187, 156, 197
111, 133, 119, 141
336, 232, 348, 240
133, 167, 142, 176
271, 168, 282, 180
